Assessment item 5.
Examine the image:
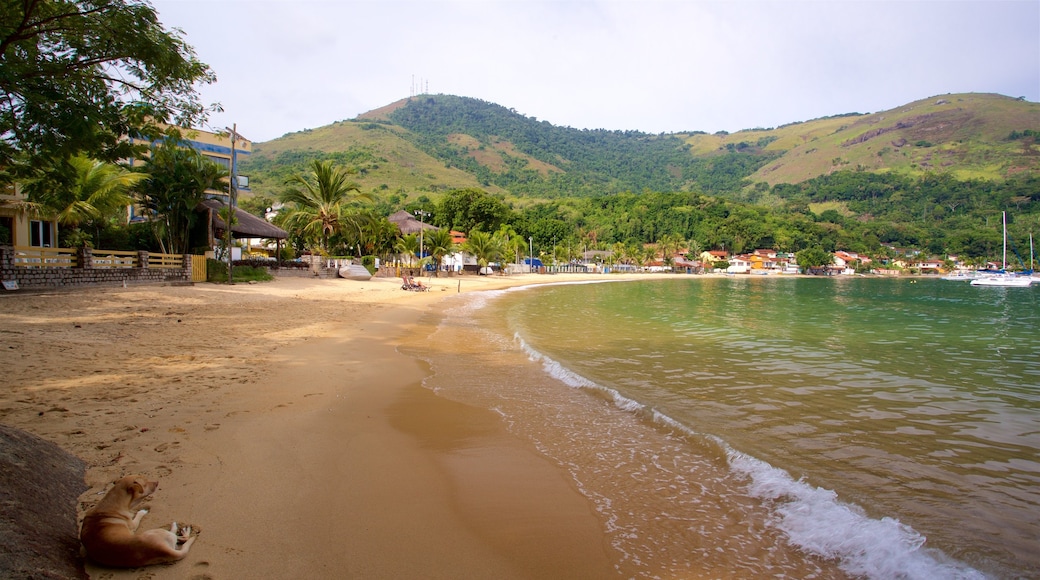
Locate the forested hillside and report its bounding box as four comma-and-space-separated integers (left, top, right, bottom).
239, 93, 1040, 265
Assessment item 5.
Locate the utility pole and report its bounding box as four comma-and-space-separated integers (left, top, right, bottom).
529, 237, 534, 273
416, 209, 429, 271
225, 123, 239, 284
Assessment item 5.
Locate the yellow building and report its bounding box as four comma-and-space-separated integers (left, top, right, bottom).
127, 126, 252, 221
0, 183, 43, 246
0, 126, 251, 248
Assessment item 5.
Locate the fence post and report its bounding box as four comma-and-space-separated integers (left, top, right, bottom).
138, 250, 149, 269
77, 246, 93, 269
182, 253, 192, 280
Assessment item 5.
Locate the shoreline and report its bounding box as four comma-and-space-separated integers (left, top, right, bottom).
0, 273, 664, 578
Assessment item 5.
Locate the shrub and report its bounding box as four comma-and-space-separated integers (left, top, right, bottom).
206, 258, 274, 283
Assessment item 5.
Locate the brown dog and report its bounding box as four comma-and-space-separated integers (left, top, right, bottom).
80, 475, 196, 567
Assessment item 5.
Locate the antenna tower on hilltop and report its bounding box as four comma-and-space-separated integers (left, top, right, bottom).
410, 76, 430, 97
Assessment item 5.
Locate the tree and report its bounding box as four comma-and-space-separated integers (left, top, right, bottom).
135, 137, 226, 254
462, 229, 503, 270
436, 188, 510, 232
395, 233, 419, 267
497, 224, 527, 266
0, 0, 216, 179
657, 232, 685, 268
425, 227, 455, 276
44, 155, 144, 246
795, 246, 834, 272
277, 160, 372, 255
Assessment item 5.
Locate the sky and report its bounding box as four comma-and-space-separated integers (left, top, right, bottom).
151, 0, 1040, 144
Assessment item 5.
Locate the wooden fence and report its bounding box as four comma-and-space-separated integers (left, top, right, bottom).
10, 246, 77, 268
2, 245, 192, 290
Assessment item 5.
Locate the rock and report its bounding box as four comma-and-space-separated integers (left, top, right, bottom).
0, 424, 88, 579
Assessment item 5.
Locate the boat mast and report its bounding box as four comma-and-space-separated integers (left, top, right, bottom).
1002, 211, 1007, 270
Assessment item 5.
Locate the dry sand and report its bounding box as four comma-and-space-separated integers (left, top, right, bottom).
0, 272, 655, 579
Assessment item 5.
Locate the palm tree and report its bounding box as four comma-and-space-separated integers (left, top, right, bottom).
136, 141, 227, 254
425, 227, 455, 276
395, 233, 419, 268
463, 229, 504, 271
29, 155, 145, 246
277, 160, 372, 255
610, 241, 629, 266
657, 232, 686, 269
496, 224, 526, 266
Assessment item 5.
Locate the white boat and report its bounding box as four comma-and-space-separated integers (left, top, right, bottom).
338, 264, 372, 281
942, 272, 978, 281
970, 274, 1032, 287
970, 212, 1034, 287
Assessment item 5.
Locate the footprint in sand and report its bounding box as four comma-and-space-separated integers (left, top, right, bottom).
204, 424, 220, 431
189, 561, 214, 580
154, 442, 180, 453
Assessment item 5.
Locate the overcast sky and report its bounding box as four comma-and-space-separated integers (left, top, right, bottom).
151, 0, 1040, 143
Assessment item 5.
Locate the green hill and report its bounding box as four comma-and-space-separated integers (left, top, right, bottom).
241, 92, 1038, 205
691, 93, 1040, 185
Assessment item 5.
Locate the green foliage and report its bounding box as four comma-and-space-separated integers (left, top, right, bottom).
387, 95, 775, 197
424, 227, 455, 276
436, 188, 510, 232
276, 159, 373, 254
206, 259, 274, 283
135, 134, 228, 254
22, 155, 145, 247
796, 247, 833, 270
360, 255, 377, 274
241, 93, 1039, 267
461, 229, 504, 267
0, 0, 216, 181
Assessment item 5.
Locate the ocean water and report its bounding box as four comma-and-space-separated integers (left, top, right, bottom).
405, 277, 1040, 579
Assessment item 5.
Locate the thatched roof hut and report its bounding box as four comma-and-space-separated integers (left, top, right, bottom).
388, 210, 438, 235
200, 199, 288, 240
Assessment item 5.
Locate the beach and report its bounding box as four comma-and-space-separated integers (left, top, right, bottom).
0, 273, 654, 579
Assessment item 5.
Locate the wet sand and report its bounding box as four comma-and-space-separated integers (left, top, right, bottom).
0, 273, 668, 579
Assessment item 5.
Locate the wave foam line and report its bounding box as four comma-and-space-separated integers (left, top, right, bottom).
516, 333, 986, 580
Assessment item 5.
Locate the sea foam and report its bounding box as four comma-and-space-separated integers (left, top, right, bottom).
517, 333, 986, 580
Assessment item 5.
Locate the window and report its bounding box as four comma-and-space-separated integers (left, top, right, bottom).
30, 220, 53, 247
203, 154, 230, 169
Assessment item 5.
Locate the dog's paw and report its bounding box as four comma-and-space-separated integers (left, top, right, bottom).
137, 509, 149, 516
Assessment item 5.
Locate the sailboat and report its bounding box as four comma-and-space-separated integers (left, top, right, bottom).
971, 212, 1033, 287
1030, 234, 1040, 284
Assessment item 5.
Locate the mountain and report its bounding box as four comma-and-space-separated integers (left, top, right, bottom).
240, 93, 1039, 204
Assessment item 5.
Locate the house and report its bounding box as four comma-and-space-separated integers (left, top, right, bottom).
0, 183, 50, 247
700, 250, 728, 268
673, 256, 703, 274
748, 252, 777, 272
914, 257, 945, 274
727, 255, 751, 274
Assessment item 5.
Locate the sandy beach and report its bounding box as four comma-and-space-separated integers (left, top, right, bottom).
0, 272, 649, 579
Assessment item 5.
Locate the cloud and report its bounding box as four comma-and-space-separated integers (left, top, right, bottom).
153, 0, 1040, 142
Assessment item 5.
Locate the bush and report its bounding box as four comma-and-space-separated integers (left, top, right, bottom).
206, 258, 274, 283
361, 255, 376, 274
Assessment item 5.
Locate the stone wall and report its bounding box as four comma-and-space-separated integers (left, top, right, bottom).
0, 246, 191, 291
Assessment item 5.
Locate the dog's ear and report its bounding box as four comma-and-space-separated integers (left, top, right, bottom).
129, 481, 145, 496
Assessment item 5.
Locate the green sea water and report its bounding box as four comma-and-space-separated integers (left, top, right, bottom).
411, 276, 1039, 578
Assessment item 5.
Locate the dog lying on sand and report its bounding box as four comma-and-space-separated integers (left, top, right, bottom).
80, 475, 196, 567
